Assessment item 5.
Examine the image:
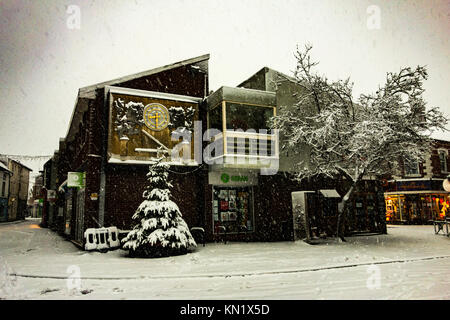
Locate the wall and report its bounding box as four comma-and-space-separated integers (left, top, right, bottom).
7, 160, 31, 221
78, 59, 209, 238
103, 163, 206, 232
0, 171, 9, 221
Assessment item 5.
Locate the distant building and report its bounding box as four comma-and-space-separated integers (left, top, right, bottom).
41, 154, 59, 228
384, 139, 450, 223
30, 173, 44, 218
0, 161, 13, 222
0, 157, 32, 222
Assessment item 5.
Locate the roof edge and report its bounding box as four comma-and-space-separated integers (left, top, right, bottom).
79, 54, 210, 98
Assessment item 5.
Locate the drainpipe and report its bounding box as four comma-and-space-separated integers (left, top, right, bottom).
98, 88, 110, 228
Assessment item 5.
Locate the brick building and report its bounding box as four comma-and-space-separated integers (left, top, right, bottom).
43, 55, 386, 248
384, 139, 450, 223
0, 157, 32, 222
0, 162, 12, 222
30, 173, 44, 218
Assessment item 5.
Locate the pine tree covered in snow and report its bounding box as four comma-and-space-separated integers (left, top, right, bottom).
271, 44, 448, 240
122, 159, 197, 257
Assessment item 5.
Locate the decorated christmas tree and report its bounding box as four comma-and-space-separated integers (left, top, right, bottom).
122, 158, 197, 257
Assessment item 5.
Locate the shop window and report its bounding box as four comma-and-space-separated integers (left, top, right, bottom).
212, 186, 254, 234
438, 149, 448, 173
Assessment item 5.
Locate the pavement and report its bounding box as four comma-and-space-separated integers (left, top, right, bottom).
0, 218, 449, 299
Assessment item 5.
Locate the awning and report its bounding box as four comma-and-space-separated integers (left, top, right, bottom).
319, 189, 341, 198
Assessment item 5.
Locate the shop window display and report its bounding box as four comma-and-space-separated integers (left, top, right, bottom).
385, 193, 449, 224
213, 186, 254, 234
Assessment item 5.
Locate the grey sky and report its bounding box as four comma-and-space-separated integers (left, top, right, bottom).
0, 0, 449, 159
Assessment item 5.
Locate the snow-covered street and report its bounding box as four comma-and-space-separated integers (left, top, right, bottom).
1, 218, 449, 300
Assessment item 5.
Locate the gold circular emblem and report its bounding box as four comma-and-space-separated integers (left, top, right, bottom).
143, 103, 170, 131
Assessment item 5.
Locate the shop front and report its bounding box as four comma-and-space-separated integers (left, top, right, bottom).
384, 179, 450, 224
208, 170, 257, 240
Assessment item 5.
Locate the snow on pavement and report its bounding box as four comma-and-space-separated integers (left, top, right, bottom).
1, 218, 449, 299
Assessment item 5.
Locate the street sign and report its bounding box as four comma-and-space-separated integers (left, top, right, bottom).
67, 172, 85, 188
47, 190, 56, 201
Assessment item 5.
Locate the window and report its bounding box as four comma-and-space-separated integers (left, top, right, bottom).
438, 150, 448, 173
212, 186, 254, 234
208, 104, 222, 130
2, 172, 6, 196
206, 100, 278, 163
404, 157, 420, 176
225, 102, 274, 131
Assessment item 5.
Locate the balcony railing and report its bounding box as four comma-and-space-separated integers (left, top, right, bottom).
206, 130, 279, 168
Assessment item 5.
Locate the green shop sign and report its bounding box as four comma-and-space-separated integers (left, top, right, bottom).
67, 172, 86, 188
220, 173, 248, 183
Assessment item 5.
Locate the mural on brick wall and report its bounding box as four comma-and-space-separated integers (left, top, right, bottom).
107, 89, 199, 164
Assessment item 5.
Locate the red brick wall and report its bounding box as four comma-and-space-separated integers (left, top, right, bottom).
103, 164, 206, 231
430, 139, 450, 178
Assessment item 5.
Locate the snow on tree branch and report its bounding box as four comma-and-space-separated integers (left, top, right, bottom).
271, 44, 448, 239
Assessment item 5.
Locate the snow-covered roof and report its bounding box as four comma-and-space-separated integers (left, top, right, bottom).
0, 161, 12, 174
79, 54, 210, 99
106, 86, 203, 104
237, 66, 295, 91
206, 86, 276, 110
3, 158, 33, 172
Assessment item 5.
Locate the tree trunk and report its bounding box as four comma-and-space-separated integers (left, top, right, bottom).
336, 180, 359, 242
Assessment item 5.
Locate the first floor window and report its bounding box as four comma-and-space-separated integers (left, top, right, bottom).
438, 150, 448, 173
404, 156, 420, 176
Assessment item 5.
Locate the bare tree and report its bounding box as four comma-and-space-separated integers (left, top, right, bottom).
271, 44, 448, 241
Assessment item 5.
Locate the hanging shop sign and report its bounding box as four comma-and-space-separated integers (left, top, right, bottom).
67, 172, 86, 188
106, 86, 201, 164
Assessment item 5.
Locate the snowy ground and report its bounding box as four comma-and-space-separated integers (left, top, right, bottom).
0, 218, 449, 300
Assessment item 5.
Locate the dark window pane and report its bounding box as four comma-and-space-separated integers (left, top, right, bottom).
208, 104, 222, 130
226, 102, 273, 131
